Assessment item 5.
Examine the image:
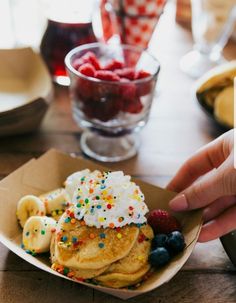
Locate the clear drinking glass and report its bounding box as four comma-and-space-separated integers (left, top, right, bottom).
65, 43, 160, 162
180, 0, 236, 78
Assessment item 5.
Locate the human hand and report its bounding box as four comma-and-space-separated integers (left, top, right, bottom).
167, 129, 236, 242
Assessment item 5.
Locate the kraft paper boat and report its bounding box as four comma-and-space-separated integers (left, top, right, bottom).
0, 47, 52, 137
0, 149, 202, 299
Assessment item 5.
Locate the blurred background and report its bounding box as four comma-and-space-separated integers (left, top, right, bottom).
0, 0, 235, 161
0, 0, 235, 78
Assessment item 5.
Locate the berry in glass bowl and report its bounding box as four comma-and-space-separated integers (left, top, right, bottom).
65, 43, 160, 162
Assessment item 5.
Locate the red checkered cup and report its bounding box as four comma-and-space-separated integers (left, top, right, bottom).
98, 0, 167, 48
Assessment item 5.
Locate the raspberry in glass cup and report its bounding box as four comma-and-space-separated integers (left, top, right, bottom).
65, 43, 160, 162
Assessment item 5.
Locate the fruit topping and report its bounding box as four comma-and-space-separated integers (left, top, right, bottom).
95, 70, 120, 81
71, 51, 154, 122
135, 70, 151, 79
104, 59, 124, 71
81, 51, 101, 70
78, 63, 96, 77
148, 209, 185, 268
151, 234, 168, 249
166, 231, 186, 254
115, 68, 136, 80
149, 247, 170, 268
72, 51, 101, 70
147, 209, 181, 234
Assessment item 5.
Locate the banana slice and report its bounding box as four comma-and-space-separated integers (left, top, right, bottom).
196, 61, 236, 94
214, 86, 234, 127
17, 195, 46, 228
22, 216, 57, 254
39, 188, 69, 215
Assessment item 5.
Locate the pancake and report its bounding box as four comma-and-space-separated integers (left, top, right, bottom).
106, 224, 153, 275
95, 264, 151, 288
50, 236, 109, 279
53, 209, 139, 270
50, 234, 109, 279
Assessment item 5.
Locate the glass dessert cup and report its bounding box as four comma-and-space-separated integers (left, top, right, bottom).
65, 43, 160, 162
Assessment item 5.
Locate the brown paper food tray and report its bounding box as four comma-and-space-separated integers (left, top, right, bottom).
0, 149, 202, 299
0, 47, 53, 137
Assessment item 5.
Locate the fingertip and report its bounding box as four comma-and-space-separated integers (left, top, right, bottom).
197, 232, 209, 243
197, 221, 218, 242
169, 194, 188, 211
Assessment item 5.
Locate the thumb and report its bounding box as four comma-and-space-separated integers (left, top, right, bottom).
169, 157, 235, 211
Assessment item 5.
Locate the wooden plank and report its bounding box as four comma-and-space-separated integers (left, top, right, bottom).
41, 86, 78, 133
1, 270, 236, 303
0, 153, 35, 176
0, 243, 35, 271
0, 149, 192, 177
184, 240, 234, 271
0, 271, 93, 303
0, 111, 219, 178
0, 152, 177, 177
0, 115, 215, 155
0, 133, 81, 154
93, 272, 236, 303
0, 154, 170, 179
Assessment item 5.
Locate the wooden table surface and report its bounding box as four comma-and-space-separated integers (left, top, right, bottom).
1, 3, 236, 303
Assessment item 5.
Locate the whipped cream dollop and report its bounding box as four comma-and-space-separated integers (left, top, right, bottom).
65, 170, 148, 228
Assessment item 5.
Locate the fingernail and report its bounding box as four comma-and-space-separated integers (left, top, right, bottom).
169, 194, 188, 211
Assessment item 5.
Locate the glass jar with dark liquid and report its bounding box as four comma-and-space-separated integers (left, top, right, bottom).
40, 0, 97, 85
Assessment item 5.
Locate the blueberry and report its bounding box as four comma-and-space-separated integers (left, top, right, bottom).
152, 234, 168, 249
167, 231, 186, 254
149, 247, 170, 268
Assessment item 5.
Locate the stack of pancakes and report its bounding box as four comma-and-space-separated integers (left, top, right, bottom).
50, 207, 154, 288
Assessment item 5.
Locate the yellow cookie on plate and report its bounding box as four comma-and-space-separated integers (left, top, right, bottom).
214, 86, 234, 128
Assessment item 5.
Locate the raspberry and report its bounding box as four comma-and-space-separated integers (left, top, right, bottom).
72, 58, 85, 70
122, 97, 143, 114
120, 82, 136, 99
103, 59, 124, 71
95, 70, 120, 81
135, 70, 151, 79
136, 81, 153, 97
120, 78, 130, 83
115, 68, 136, 80
81, 51, 101, 70
147, 209, 181, 234
83, 97, 120, 122
74, 77, 94, 101
78, 63, 96, 77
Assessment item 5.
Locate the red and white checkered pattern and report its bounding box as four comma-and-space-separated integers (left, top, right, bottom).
123, 0, 166, 16
123, 16, 158, 47
109, 0, 166, 16
101, 0, 166, 48
100, 0, 114, 41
